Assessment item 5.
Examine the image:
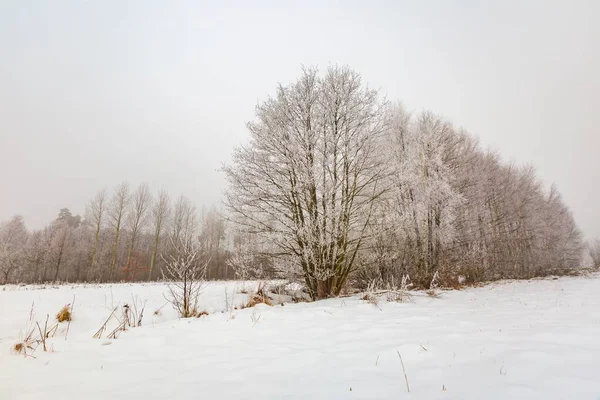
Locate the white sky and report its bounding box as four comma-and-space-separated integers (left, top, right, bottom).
0, 0, 598, 238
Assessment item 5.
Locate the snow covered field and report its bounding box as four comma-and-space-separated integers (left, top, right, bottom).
1, 276, 599, 400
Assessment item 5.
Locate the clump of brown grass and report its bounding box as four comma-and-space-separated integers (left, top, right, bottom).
13, 305, 38, 357
196, 310, 209, 317
13, 342, 25, 353
242, 293, 272, 309
56, 304, 72, 322
13, 326, 36, 357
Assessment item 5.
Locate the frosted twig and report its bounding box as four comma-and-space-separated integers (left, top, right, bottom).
397, 350, 410, 393
93, 306, 118, 339
65, 294, 75, 340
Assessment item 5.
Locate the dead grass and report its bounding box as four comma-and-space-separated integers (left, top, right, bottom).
36, 314, 58, 352
93, 306, 118, 339
196, 310, 209, 317
56, 304, 72, 322
13, 342, 25, 353
13, 326, 36, 357
242, 293, 273, 309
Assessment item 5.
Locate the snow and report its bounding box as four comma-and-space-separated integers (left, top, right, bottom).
1, 276, 599, 399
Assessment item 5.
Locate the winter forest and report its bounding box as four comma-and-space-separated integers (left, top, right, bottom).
1, 67, 597, 296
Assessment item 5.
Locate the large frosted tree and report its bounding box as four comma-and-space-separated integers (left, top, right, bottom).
224, 66, 388, 298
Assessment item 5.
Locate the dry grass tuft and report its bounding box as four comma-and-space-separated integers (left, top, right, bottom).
13, 342, 25, 354
196, 310, 209, 317
242, 293, 272, 309
13, 328, 37, 357
56, 304, 72, 322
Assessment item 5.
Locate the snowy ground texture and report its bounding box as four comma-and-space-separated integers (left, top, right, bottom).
1, 276, 599, 400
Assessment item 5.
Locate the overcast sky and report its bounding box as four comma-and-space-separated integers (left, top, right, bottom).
0, 0, 598, 238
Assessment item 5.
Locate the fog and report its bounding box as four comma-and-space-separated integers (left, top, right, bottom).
0, 0, 598, 238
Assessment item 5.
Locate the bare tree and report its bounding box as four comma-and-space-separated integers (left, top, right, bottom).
107, 182, 130, 281
224, 66, 389, 298
85, 188, 107, 279
125, 183, 152, 271
148, 190, 170, 280
161, 233, 207, 317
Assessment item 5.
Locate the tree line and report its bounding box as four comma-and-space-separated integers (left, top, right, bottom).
224, 66, 592, 298
1, 65, 596, 295
0, 184, 238, 284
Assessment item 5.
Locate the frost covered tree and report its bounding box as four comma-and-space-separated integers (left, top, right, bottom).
589, 239, 600, 269
227, 230, 268, 281
85, 188, 107, 280
162, 232, 207, 318
200, 207, 228, 279
107, 182, 130, 281
170, 196, 198, 247
148, 190, 170, 280
387, 108, 464, 284
125, 183, 152, 271
48, 220, 71, 282
23, 229, 48, 282
362, 103, 584, 288
0, 216, 28, 283
225, 66, 389, 298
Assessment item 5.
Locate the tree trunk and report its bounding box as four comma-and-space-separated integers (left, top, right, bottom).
54, 247, 64, 282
